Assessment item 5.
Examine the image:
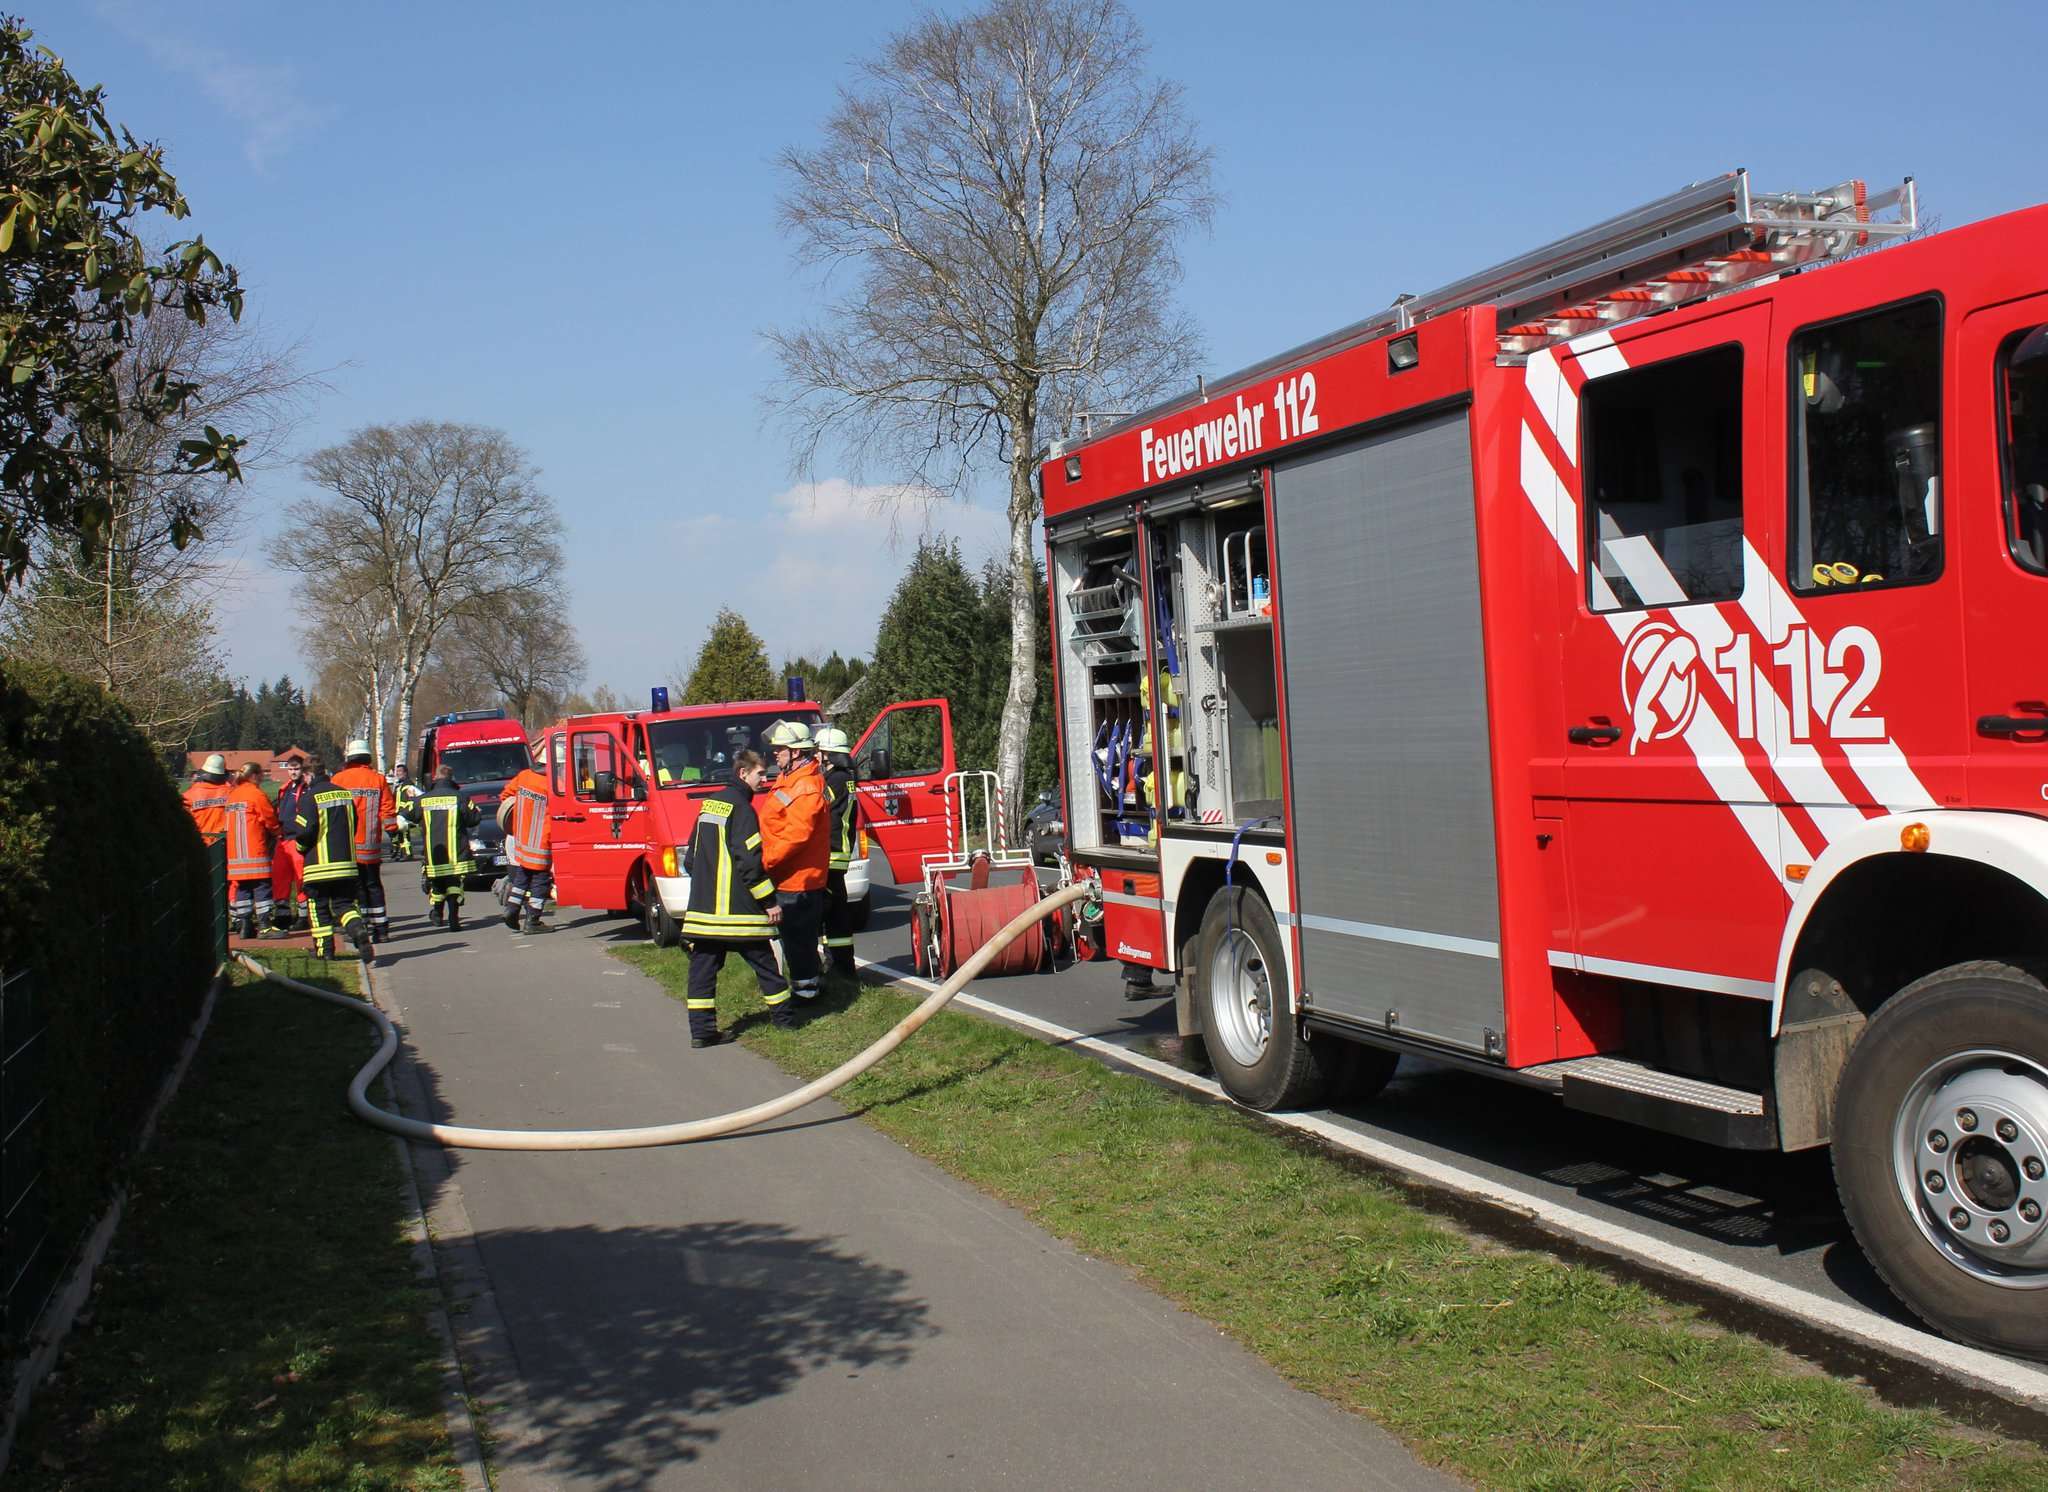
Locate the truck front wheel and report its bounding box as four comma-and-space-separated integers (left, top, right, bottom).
1196, 888, 1349, 1112
1832, 959, 2048, 1359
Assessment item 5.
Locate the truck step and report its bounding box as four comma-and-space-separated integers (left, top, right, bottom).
1535, 1056, 1775, 1150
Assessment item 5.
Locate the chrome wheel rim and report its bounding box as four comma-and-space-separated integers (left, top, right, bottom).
1891, 1048, 2048, 1288
1209, 926, 1273, 1068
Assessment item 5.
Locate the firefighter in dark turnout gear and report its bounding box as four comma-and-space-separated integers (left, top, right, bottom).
334, 739, 398, 941
289, 757, 370, 959
418, 766, 479, 930
681, 750, 789, 1046
815, 725, 859, 976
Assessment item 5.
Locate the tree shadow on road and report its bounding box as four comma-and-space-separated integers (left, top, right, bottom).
475, 1218, 933, 1487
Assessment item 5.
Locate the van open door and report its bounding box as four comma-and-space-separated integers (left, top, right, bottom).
550, 723, 652, 913
852, 698, 957, 883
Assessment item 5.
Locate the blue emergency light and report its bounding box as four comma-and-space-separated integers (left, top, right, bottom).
787, 675, 806, 702
651, 686, 670, 713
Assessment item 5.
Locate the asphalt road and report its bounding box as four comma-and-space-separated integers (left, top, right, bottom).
370, 874, 1451, 1492
845, 871, 1916, 1336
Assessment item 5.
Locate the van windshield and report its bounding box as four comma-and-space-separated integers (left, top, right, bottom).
646, 712, 802, 787
437, 741, 531, 784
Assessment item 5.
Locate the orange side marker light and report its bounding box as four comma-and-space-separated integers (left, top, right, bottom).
1900, 823, 1932, 853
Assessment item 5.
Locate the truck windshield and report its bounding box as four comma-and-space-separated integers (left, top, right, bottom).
438, 742, 531, 783
646, 712, 797, 786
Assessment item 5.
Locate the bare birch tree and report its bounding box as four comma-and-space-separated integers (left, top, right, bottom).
768, 0, 1212, 820
284, 422, 562, 771
296, 562, 400, 762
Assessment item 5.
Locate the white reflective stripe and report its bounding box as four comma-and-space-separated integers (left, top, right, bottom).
1299, 914, 1498, 961
1555, 951, 1774, 1002
1841, 743, 1938, 811
1522, 346, 1576, 461
1099, 889, 1163, 910
1519, 422, 1579, 571
1568, 328, 1629, 381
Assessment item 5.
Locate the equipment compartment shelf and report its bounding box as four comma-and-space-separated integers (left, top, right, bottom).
1193, 615, 1272, 635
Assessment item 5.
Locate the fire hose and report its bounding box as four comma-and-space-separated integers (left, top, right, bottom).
234, 880, 1094, 1152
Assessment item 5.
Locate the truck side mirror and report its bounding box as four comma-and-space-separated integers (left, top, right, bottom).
592, 769, 616, 803
864, 747, 892, 781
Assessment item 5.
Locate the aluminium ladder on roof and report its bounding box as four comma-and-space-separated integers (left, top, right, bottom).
1082, 169, 1918, 445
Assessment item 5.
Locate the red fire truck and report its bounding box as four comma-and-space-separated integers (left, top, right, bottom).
539, 696, 960, 942
1040, 170, 2048, 1357
417, 710, 532, 783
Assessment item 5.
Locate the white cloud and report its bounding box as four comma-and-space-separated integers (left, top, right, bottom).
713, 478, 1008, 663
92, 3, 327, 172
571, 478, 1015, 696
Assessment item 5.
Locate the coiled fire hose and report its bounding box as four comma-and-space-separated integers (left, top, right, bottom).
235, 880, 1094, 1152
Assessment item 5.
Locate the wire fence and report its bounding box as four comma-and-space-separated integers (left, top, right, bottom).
0, 839, 226, 1354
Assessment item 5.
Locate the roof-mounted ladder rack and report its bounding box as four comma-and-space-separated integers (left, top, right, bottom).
1091, 169, 1917, 442
1485, 171, 1917, 355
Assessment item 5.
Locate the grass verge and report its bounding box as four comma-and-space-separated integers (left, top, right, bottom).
10, 950, 459, 1491
617, 944, 2048, 1491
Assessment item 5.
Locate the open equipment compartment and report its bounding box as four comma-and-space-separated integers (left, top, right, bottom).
1053, 522, 1155, 854
1148, 476, 1279, 829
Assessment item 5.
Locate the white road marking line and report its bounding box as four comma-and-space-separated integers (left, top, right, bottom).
593, 1001, 622, 1009
854, 955, 2048, 1411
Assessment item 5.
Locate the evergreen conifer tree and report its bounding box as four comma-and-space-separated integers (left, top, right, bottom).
681, 608, 777, 705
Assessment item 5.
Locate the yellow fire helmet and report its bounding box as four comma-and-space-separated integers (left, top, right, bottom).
765, 719, 816, 750
813, 725, 851, 755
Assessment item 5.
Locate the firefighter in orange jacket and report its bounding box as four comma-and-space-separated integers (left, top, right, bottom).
224, 763, 282, 940
334, 740, 399, 942
757, 719, 830, 1004
498, 762, 553, 934
183, 753, 231, 839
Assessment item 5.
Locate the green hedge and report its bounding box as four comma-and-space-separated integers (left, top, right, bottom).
0, 661, 217, 1358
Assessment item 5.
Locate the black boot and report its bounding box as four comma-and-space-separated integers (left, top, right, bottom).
429, 901, 445, 927
504, 902, 521, 930
769, 1002, 797, 1029
690, 1029, 729, 1049
351, 923, 371, 960
448, 904, 463, 932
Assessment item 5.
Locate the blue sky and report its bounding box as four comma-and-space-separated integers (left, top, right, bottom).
40, 0, 2048, 699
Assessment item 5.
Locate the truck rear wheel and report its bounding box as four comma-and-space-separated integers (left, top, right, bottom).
1196, 888, 1344, 1112
1832, 959, 2048, 1359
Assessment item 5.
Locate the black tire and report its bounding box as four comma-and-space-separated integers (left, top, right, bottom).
1194, 887, 1343, 1111
847, 891, 872, 933
647, 897, 680, 949
1332, 1042, 1402, 1105
1832, 959, 2048, 1359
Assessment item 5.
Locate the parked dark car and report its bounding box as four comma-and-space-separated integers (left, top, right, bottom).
1023, 788, 1064, 867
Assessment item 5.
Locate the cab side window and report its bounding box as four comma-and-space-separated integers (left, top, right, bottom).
1582, 344, 1744, 612
2001, 325, 2048, 574
1789, 298, 1942, 593
572, 732, 617, 800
